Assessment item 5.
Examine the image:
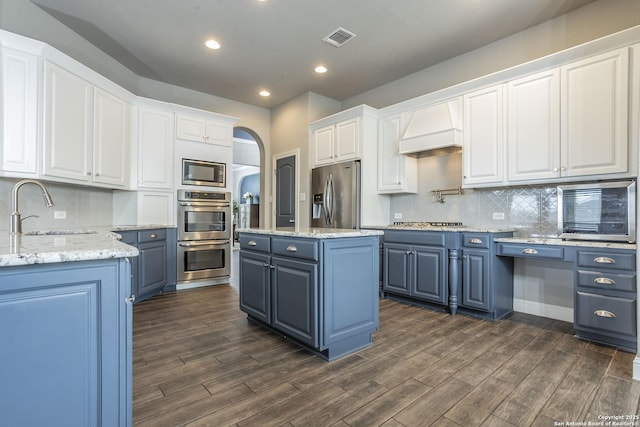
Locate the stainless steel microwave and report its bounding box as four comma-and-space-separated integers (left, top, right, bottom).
558, 180, 636, 243
182, 158, 226, 187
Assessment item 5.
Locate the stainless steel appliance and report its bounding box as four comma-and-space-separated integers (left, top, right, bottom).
182, 158, 226, 187
311, 160, 361, 229
177, 190, 231, 285
558, 180, 636, 243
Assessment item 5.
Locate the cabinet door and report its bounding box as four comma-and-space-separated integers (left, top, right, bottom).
463, 85, 505, 186
383, 243, 411, 295
413, 245, 447, 304
239, 251, 271, 324
1, 47, 38, 174
507, 69, 560, 182
93, 88, 128, 187
561, 48, 629, 177
138, 240, 167, 301
271, 256, 318, 347
461, 249, 490, 311
175, 114, 206, 142
43, 62, 93, 181
377, 114, 417, 193
137, 106, 174, 189
205, 120, 232, 146
335, 117, 359, 161
312, 124, 334, 166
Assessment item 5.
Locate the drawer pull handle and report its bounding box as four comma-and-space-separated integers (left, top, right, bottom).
150, 233, 157, 239
469, 238, 483, 244
594, 310, 616, 318
594, 256, 615, 264
286, 245, 298, 252
522, 248, 538, 255
594, 277, 616, 285
248, 241, 257, 246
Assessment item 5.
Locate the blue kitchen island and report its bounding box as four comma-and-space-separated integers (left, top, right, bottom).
238, 227, 382, 361
0, 231, 138, 427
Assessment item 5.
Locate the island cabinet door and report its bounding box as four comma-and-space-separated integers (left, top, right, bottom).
383, 243, 411, 295
413, 245, 448, 304
461, 249, 491, 311
271, 256, 318, 347
239, 251, 271, 324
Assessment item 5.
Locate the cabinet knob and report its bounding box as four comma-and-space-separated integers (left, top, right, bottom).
553, 167, 559, 172
594, 309, 616, 318
522, 248, 538, 255
86, 171, 92, 176
406, 250, 412, 255
560, 166, 566, 171
594, 277, 616, 285
263, 263, 270, 268
125, 294, 136, 304
594, 256, 615, 264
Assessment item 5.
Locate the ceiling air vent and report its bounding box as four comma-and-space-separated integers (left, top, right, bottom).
322, 27, 356, 47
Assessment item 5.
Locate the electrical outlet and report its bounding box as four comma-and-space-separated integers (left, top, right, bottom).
299, 192, 306, 202
492, 212, 505, 220
394, 213, 403, 220
54, 210, 67, 219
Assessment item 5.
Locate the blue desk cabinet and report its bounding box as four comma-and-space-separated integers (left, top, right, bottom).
0, 258, 133, 427
119, 228, 176, 303
239, 233, 379, 360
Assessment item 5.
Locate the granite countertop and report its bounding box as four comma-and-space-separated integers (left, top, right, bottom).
0, 230, 139, 267
237, 227, 384, 239
365, 224, 516, 233
494, 236, 637, 250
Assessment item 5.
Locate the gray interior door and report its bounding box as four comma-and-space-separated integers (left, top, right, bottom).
276, 155, 295, 227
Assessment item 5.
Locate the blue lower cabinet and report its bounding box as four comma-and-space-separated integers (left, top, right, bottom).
0, 259, 132, 427
239, 234, 379, 360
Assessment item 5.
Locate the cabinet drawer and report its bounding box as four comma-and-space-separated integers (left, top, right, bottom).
462, 233, 490, 249
496, 243, 564, 260
577, 251, 635, 271
577, 270, 636, 293
138, 229, 167, 243
272, 238, 318, 261
118, 231, 137, 245
240, 234, 270, 253
384, 230, 445, 246
575, 292, 636, 337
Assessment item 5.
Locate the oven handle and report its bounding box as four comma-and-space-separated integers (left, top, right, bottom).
179, 241, 229, 247
178, 202, 230, 207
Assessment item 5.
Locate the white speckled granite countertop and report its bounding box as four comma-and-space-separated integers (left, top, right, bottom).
494, 237, 637, 250
0, 230, 139, 267
366, 224, 516, 233
237, 227, 383, 239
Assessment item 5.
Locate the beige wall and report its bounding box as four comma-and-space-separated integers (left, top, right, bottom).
342, 0, 640, 109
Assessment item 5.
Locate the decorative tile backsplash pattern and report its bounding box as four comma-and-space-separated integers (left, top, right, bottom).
389, 153, 559, 238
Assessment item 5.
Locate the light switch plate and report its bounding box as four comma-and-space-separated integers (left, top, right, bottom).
492, 212, 505, 220
394, 213, 403, 220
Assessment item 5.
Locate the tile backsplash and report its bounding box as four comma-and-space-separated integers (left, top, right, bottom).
389, 152, 559, 237
0, 178, 113, 232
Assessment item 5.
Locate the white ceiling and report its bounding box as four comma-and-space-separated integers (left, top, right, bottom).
31, 0, 599, 108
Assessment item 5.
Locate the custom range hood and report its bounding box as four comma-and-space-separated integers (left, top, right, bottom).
399, 98, 462, 156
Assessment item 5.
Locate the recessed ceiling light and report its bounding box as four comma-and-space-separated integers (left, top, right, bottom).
315, 65, 328, 74
259, 90, 271, 97
205, 39, 221, 50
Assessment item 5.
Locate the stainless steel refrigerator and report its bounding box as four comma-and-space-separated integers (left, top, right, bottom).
311, 160, 361, 229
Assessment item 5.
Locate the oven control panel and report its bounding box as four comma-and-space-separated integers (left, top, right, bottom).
178, 190, 231, 202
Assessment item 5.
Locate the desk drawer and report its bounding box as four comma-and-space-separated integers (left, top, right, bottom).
577, 270, 636, 293
577, 251, 635, 271
272, 238, 318, 261
138, 229, 166, 243
462, 233, 490, 249
497, 243, 564, 260
240, 234, 270, 253
575, 292, 636, 337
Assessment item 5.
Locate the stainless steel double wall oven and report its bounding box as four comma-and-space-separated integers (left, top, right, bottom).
177, 190, 231, 284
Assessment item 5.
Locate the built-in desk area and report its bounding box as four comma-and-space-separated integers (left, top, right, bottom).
495, 238, 637, 353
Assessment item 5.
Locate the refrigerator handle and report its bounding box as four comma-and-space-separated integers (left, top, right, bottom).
327, 173, 334, 225
323, 175, 331, 225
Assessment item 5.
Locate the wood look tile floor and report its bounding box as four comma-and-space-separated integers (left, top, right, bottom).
133, 260, 640, 426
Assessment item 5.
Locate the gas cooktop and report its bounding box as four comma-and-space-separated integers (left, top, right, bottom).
392, 221, 464, 227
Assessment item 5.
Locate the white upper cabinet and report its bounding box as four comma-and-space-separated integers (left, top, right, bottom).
507, 69, 561, 182
462, 84, 505, 186
42, 61, 94, 182
311, 116, 360, 167
93, 87, 129, 187
176, 113, 232, 146
1, 46, 38, 175
560, 47, 629, 177
42, 61, 129, 187
377, 113, 417, 193
133, 100, 174, 190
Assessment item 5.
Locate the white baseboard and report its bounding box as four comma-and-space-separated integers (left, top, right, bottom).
513, 298, 573, 323
634, 356, 640, 381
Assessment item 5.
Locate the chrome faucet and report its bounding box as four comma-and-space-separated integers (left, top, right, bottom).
10, 179, 55, 235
